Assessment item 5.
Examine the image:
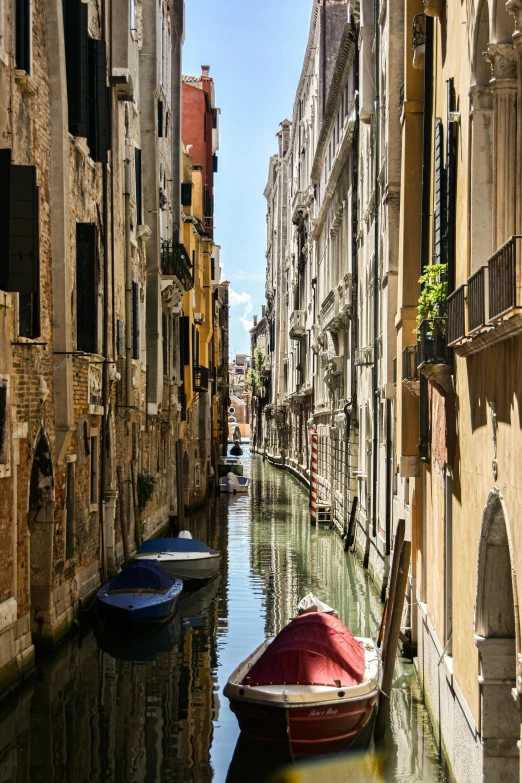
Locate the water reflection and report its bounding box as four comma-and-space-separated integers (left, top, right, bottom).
0, 448, 445, 782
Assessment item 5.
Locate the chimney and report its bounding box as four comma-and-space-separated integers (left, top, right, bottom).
253, 315, 258, 327
280, 119, 292, 156
201, 64, 210, 78
261, 305, 266, 317
276, 129, 283, 157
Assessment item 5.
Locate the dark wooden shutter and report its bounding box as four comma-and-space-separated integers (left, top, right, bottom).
64, 0, 89, 137
180, 315, 190, 365
131, 281, 139, 359
15, 0, 31, 72
135, 148, 142, 225
158, 100, 164, 137
76, 223, 96, 352
446, 79, 457, 293
162, 312, 168, 375
181, 183, 192, 206
434, 119, 445, 265
212, 155, 218, 173
88, 39, 108, 163
0, 149, 40, 295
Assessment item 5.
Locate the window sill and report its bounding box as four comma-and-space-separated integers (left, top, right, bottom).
15, 70, 37, 96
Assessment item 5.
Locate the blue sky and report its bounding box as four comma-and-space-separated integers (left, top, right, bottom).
183, 0, 312, 357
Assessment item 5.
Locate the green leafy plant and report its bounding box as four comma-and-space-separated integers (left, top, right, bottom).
415, 263, 448, 336
247, 349, 265, 396
137, 474, 156, 512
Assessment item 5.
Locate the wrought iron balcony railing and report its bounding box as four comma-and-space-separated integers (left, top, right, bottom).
488, 235, 522, 320
193, 365, 209, 392
468, 266, 488, 332
160, 240, 193, 291
417, 317, 448, 368
447, 285, 466, 345
402, 345, 418, 381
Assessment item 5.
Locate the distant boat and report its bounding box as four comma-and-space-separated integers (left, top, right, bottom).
135, 533, 221, 583
219, 473, 250, 493
218, 456, 244, 477
96, 561, 183, 624
224, 609, 381, 757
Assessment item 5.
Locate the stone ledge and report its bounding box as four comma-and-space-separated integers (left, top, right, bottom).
15, 70, 37, 96
0, 598, 17, 635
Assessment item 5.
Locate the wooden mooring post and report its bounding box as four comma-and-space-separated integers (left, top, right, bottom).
117, 466, 130, 562
380, 518, 405, 658
374, 531, 411, 742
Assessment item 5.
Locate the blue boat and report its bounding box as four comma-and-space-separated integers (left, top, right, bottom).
96, 612, 183, 661
135, 534, 221, 583
97, 560, 183, 623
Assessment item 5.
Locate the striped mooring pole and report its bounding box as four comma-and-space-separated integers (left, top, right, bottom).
310, 426, 318, 526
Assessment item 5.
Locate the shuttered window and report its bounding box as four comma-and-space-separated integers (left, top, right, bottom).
88, 39, 109, 163
212, 155, 218, 174
0, 380, 7, 465
131, 281, 139, 359
181, 183, 192, 206
116, 319, 124, 357
446, 79, 457, 293
180, 315, 190, 365
158, 100, 164, 137
64, 0, 88, 138
135, 148, 142, 225
162, 312, 168, 376
15, 0, 31, 72
434, 119, 445, 265
76, 223, 97, 353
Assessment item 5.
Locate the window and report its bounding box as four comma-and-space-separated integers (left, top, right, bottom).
87, 39, 109, 163
64, 0, 88, 137
131, 281, 139, 359
0, 377, 9, 468
65, 461, 76, 558
15, 0, 30, 72
135, 147, 142, 225
90, 435, 98, 506
181, 182, 192, 206
76, 223, 97, 353
158, 100, 164, 137
117, 319, 124, 357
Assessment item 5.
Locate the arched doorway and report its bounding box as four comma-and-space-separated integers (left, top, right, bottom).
475, 491, 520, 782
28, 432, 55, 642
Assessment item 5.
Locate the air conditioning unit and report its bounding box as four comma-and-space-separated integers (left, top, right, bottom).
329, 356, 343, 375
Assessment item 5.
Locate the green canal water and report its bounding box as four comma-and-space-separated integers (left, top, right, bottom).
0, 449, 446, 782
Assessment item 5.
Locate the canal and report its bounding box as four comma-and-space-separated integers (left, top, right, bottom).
0, 449, 446, 782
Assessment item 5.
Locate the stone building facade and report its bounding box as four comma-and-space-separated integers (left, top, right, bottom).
0, 0, 226, 696
251, 0, 522, 780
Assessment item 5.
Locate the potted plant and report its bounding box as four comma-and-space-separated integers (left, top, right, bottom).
415, 263, 448, 364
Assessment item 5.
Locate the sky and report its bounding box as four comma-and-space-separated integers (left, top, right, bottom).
183, 0, 313, 358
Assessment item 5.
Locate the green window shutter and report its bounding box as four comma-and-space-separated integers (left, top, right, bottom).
180, 315, 190, 365
88, 39, 108, 163
434, 119, 445, 265
181, 183, 192, 206
131, 282, 139, 359
65, 0, 89, 138
76, 223, 97, 352
135, 148, 142, 224
15, 0, 31, 72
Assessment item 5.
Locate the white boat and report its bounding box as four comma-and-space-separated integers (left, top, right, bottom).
219, 472, 250, 493
218, 456, 244, 477
297, 592, 338, 617
135, 532, 221, 583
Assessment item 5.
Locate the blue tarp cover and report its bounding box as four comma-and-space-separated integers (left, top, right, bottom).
109, 560, 174, 592
138, 538, 217, 555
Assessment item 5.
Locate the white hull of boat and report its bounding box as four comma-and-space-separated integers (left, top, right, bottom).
136, 551, 221, 582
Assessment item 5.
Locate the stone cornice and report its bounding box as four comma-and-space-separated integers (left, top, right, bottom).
311, 24, 357, 185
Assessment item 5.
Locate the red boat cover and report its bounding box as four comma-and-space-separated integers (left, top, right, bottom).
243, 613, 365, 687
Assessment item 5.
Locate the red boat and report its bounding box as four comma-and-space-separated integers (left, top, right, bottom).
224, 610, 381, 758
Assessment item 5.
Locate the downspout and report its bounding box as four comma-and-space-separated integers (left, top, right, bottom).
371, 0, 380, 540
381, 396, 392, 600
99, 0, 109, 580
124, 126, 132, 410
419, 16, 433, 463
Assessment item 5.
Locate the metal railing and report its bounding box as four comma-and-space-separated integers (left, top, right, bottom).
488, 235, 522, 320
193, 365, 209, 392
161, 240, 193, 291
417, 318, 448, 367
447, 285, 466, 345
468, 266, 488, 331
402, 345, 418, 381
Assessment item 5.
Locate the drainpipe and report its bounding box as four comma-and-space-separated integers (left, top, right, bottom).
124, 135, 132, 410
371, 0, 381, 540
419, 16, 433, 463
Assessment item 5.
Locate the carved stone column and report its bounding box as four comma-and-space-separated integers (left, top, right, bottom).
506, 0, 522, 232
485, 43, 518, 248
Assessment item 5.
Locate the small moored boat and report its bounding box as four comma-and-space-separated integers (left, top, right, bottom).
97, 561, 182, 624
224, 609, 381, 758
135, 533, 221, 583
219, 472, 250, 493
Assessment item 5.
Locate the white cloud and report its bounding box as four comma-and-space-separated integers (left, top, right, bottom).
229, 286, 254, 332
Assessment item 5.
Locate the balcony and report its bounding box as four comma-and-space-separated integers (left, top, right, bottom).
289, 309, 306, 340
161, 240, 193, 292
193, 365, 209, 392
488, 235, 522, 320
468, 266, 488, 332
447, 285, 466, 346
402, 345, 419, 397
412, 14, 425, 70
417, 318, 448, 367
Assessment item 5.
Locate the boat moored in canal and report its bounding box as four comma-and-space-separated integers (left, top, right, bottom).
218, 456, 244, 477
219, 472, 250, 493
96, 560, 183, 624
135, 533, 221, 583
224, 611, 381, 758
